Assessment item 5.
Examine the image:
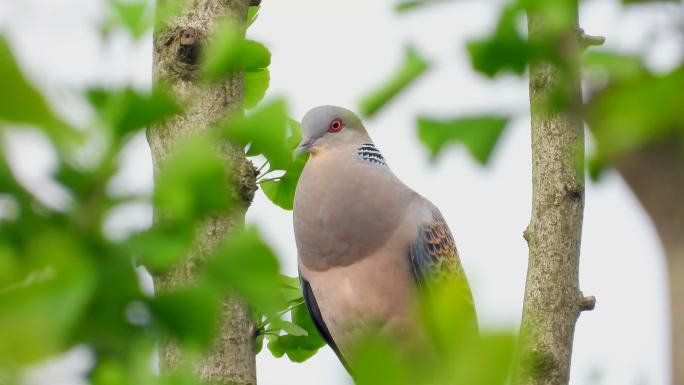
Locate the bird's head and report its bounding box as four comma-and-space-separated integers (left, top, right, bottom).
294, 106, 369, 158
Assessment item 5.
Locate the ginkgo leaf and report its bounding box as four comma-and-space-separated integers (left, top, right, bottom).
359, 47, 430, 118
417, 115, 508, 165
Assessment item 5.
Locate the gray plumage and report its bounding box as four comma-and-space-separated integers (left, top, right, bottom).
293, 106, 474, 367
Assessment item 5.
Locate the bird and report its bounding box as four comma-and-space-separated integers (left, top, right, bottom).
292, 106, 475, 370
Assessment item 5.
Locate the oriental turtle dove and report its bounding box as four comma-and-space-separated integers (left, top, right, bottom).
293, 106, 475, 370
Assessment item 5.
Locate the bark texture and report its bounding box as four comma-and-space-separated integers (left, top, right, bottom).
148, 1, 258, 384
514, 9, 591, 385
613, 140, 684, 385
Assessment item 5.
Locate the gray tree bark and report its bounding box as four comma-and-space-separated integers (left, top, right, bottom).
613, 140, 684, 385
513, 8, 594, 385
148, 1, 258, 384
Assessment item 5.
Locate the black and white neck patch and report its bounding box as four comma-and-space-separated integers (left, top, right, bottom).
356, 143, 386, 166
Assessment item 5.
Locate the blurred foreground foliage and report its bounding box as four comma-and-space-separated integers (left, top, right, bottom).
364, 0, 683, 175
350, 279, 515, 385
1, 0, 680, 384
0, 3, 323, 383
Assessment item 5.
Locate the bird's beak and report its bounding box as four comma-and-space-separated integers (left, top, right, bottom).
293, 137, 317, 159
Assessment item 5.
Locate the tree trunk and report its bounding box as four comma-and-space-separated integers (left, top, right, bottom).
147, 1, 258, 384
513, 7, 593, 385
613, 140, 684, 385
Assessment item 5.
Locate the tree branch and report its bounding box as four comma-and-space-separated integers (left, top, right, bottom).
513, 7, 589, 385
148, 1, 258, 384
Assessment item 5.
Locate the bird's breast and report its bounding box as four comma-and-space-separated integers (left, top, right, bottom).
293, 149, 415, 271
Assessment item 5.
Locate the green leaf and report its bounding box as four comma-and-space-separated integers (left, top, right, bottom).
259, 119, 308, 210
395, 0, 453, 13
419, 278, 479, 356
359, 47, 430, 118
586, 65, 684, 164
268, 319, 308, 337
450, 332, 516, 385
0, 35, 77, 145
154, 135, 233, 222
154, 0, 189, 33
0, 232, 95, 368
417, 115, 508, 165
203, 226, 283, 314
87, 87, 180, 139
291, 303, 325, 347
255, 334, 265, 354
352, 337, 412, 385
265, 301, 325, 362
267, 337, 285, 358
260, 158, 305, 210
223, 99, 291, 171
244, 68, 270, 109
126, 224, 194, 273
582, 51, 649, 84
202, 20, 271, 82
246, 5, 260, 28
466, 7, 530, 78
148, 284, 219, 350
106, 0, 152, 39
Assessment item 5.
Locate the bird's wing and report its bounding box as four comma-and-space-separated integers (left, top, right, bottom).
408, 205, 463, 286
407, 202, 477, 331
299, 275, 351, 371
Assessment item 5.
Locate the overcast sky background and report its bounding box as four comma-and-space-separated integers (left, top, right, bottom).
1, 0, 682, 384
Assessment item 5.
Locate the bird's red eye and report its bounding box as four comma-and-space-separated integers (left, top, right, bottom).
329, 119, 344, 133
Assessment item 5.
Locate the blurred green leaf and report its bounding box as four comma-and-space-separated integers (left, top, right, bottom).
587, 154, 605, 182
0, 35, 77, 145
449, 332, 515, 385
224, 98, 291, 170
154, 135, 233, 222
417, 115, 508, 164
352, 337, 412, 385
105, 0, 153, 39
126, 224, 193, 273
203, 226, 282, 314
583, 51, 649, 84
202, 20, 271, 82
419, 278, 479, 356
395, 0, 454, 13
87, 87, 180, 139
148, 284, 219, 350
244, 68, 270, 109
154, 0, 189, 33
0, 244, 19, 287
359, 47, 430, 118
0, 232, 95, 368
467, 7, 529, 78
586, 65, 684, 165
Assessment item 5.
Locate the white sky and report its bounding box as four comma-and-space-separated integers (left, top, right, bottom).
1, 0, 682, 384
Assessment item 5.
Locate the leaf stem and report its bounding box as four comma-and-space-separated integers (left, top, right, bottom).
257, 176, 281, 184
256, 160, 269, 175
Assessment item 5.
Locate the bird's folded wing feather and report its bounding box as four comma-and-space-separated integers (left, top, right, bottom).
407, 204, 475, 314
